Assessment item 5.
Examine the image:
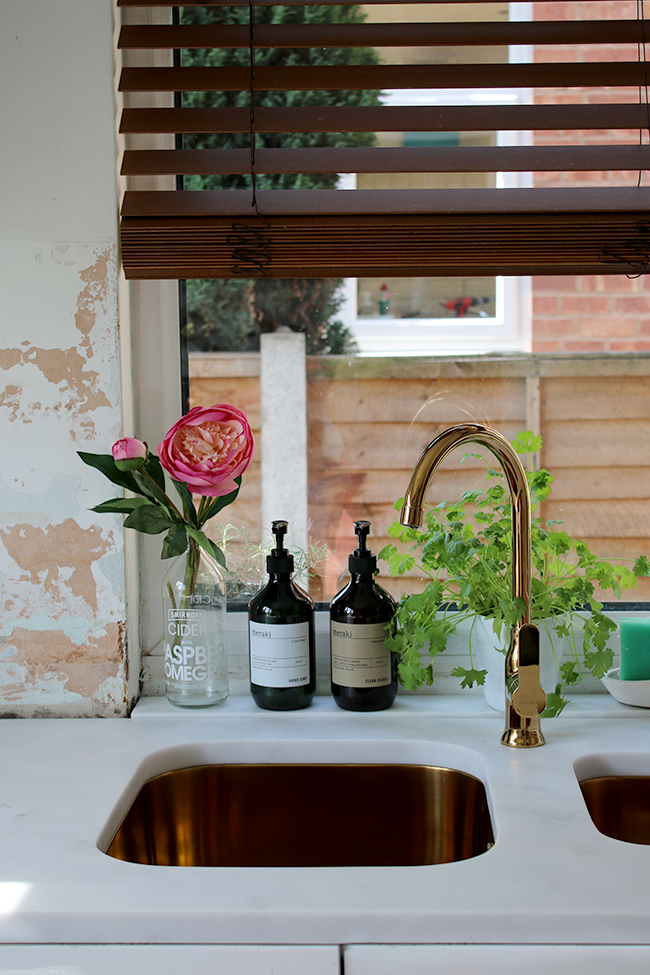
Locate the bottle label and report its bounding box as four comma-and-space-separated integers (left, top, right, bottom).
331, 621, 392, 688
165, 608, 221, 684
249, 620, 311, 688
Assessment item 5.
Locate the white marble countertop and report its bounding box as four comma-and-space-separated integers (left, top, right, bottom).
1, 693, 650, 946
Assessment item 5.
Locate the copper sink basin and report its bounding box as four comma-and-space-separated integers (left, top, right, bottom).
103, 761, 494, 868
576, 753, 650, 845
579, 776, 650, 845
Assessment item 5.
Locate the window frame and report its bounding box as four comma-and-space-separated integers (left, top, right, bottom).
340, 79, 534, 355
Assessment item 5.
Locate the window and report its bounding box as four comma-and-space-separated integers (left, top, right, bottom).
346, 275, 530, 355
117, 4, 650, 680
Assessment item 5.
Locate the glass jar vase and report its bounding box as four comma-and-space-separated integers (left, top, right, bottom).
162, 539, 229, 708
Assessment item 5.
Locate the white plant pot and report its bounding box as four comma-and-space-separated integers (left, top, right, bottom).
473, 614, 568, 712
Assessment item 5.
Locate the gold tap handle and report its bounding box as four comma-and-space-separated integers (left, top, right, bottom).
511, 624, 546, 718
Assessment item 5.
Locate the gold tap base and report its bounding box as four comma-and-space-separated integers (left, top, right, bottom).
501, 726, 546, 748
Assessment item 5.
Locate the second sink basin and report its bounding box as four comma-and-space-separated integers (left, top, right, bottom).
576, 752, 650, 845
579, 776, 650, 845
100, 741, 494, 868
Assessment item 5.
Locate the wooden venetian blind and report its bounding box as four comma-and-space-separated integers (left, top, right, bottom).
117, 1, 650, 278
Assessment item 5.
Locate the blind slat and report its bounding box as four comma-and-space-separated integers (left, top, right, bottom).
122, 145, 650, 176
121, 187, 650, 217
119, 62, 648, 92
117, 0, 617, 6
117, 0, 572, 10
120, 104, 650, 135
119, 20, 650, 49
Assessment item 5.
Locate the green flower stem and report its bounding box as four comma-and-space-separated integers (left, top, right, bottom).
197, 495, 210, 526
181, 538, 201, 611
139, 468, 184, 522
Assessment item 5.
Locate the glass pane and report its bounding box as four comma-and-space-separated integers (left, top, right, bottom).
186, 323, 650, 608
180, 3, 650, 610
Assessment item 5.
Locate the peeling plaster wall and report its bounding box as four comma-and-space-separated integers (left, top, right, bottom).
0, 2, 129, 716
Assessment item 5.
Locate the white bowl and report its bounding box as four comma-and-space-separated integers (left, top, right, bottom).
601, 668, 650, 708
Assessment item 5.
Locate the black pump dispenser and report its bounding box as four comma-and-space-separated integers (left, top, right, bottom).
267, 520, 294, 575
248, 520, 315, 711
330, 520, 397, 712
349, 520, 376, 575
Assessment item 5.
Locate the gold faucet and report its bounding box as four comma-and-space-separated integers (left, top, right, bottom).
400, 422, 546, 747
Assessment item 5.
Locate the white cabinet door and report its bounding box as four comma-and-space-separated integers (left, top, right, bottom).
0, 945, 340, 975
344, 944, 650, 975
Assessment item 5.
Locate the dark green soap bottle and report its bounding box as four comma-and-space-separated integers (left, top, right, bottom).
248, 520, 316, 711
330, 520, 397, 712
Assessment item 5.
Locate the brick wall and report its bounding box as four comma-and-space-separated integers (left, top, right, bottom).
532, 275, 650, 352
532, 1, 650, 352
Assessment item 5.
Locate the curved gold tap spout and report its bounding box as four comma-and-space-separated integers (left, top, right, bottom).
400, 422, 546, 748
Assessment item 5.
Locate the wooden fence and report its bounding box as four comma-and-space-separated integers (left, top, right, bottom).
190, 352, 650, 602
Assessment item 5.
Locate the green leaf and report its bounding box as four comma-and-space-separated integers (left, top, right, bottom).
161, 523, 188, 560
397, 658, 433, 691
186, 526, 227, 567
460, 489, 483, 503
132, 467, 177, 516
91, 497, 151, 515
634, 555, 650, 577
77, 451, 140, 494
198, 477, 242, 526
512, 431, 543, 455
451, 665, 487, 689
542, 690, 568, 718
143, 452, 166, 493
560, 660, 581, 686
583, 650, 614, 679
391, 554, 416, 576
123, 503, 176, 535
461, 451, 484, 466
172, 480, 199, 528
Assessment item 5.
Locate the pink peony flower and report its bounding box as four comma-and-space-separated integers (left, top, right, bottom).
112, 437, 148, 471
158, 405, 254, 498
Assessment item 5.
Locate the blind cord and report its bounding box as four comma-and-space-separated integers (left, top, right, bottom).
249, 0, 259, 211
637, 0, 650, 186
228, 0, 271, 275
610, 0, 650, 276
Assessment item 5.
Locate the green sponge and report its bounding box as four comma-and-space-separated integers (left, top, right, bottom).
619, 617, 650, 681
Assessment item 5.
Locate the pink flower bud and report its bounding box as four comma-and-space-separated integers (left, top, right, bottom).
158, 405, 254, 497
112, 437, 148, 472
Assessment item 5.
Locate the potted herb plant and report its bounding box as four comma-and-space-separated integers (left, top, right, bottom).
380, 431, 650, 716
